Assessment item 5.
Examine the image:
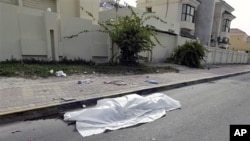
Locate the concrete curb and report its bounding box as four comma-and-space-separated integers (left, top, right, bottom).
0, 70, 250, 124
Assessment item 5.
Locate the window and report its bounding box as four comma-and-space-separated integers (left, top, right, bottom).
181, 4, 195, 23
222, 19, 231, 32
146, 7, 152, 12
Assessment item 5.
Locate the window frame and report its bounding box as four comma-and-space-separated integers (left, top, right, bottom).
181, 4, 195, 23
222, 19, 231, 32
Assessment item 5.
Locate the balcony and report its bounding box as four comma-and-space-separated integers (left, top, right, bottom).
180, 21, 195, 31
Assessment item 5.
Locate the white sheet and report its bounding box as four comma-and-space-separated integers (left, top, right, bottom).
64, 93, 181, 137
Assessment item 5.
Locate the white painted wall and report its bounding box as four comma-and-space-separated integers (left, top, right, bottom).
205, 47, 249, 64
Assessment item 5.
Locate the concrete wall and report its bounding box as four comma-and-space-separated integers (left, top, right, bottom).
0, 3, 58, 61
0, 2, 249, 65
60, 16, 109, 62
0, 3, 22, 60
137, 0, 181, 21
205, 48, 249, 64
59, 0, 79, 17
0, 2, 109, 62
139, 32, 177, 63
99, 7, 180, 34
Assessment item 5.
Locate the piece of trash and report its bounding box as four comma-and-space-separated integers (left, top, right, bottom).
77, 79, 92, 84
104, 80, 127, 86
152, 138, 156, 141
82, 105, 86, 108
61, 98, 76, 102
156, 70, 159, 73
11, 130, 21, 134
56, 71, 67, 77
49, 69, 54, 74
145, 80, 159, 84
84, 71, 87, 74
92, 71, 95, 74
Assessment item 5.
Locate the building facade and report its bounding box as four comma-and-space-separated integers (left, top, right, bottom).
229, 28, 250, 52
137, 0, 200, 39
210, 0, 235, 49
0, 0, 249, 64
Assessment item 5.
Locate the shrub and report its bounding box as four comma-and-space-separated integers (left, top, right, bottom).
171, 41, 207, 68
75, 5, 166, 65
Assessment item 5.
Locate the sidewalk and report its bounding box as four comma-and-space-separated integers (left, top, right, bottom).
0, 64, 250, 119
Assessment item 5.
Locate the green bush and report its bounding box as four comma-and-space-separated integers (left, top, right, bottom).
171, 41, 207, 68
78, 6, 165, 65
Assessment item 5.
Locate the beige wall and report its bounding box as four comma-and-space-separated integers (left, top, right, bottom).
137, 0, 199, 31
99, 7, 179, 34
137, 0, 181, 21
60, 16, 109, 61
0, 3, 58, 61
230, 33, 250, 51
0, 3, 22, 60
59, 0, 80, 17
1, 1, 248, 64
79, 0, 99, 23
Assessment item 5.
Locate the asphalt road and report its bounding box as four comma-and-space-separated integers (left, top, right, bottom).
1, 73, 250, 141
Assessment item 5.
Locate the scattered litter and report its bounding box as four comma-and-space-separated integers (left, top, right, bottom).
53, 97, 76, 102
145, 80, 159, 84
104, 80, 127, 86
77, 79, 92, 84
64, 93, 181, 137
56, 71, 67, 77
61, 98, 76, 102
11, 130, 21, 134
49, 69, 54, 74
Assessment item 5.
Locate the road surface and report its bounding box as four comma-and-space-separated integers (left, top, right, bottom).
1, 73, 250, 141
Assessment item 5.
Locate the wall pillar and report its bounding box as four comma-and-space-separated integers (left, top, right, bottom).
18, 0, 23, 7
44, 11, 59, 61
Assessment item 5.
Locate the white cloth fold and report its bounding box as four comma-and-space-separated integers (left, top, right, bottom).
64, 93, 181, 137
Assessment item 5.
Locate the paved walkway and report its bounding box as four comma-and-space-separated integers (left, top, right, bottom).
0, 64, 250, 116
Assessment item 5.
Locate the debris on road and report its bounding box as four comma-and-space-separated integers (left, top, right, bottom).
11, 130, 21, 134
49, 69, 54, 74
53, 97, 76, 102
55, 71, 67, 77
77, 79, 92, 84
145, 80, 159, 84
103, 80, 127, 86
